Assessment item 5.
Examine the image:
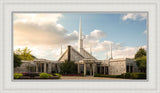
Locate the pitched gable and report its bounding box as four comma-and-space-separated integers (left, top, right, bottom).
58, 46, 84, 62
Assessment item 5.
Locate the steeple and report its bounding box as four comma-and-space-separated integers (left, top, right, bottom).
90, 44, 92, 55
79, 17, 82, 40
60, 44, 62, 55
106, 48, 108, 60
78, 17, 83, 53
110, 43, 113, 59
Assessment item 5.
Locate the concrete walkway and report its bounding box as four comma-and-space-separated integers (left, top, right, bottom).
60, 76, 125, 80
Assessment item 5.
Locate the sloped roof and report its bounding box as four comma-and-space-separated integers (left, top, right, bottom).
58, 46, 97, 62
81, 48, 97, 60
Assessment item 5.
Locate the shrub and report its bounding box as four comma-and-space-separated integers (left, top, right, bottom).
54, 73, 62, 78
14, 73, 23, 79
120, 73, 146, 79
60, 60, 77, 74
39, 73, 53, 79
136, 73, 146, 79
94, 73, 121, 78
62, 73, 83, 76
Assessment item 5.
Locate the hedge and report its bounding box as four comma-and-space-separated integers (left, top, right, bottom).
94, 73, 146, 79
121, 73, 146, 79
94, 74, 121, 78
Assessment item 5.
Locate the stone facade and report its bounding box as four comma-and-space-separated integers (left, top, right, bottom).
14, 61, 31, 73
109, 58, 126, 75
14, 46, 139, 76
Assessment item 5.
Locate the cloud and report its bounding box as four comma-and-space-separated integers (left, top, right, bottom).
14, 14, 78, 48
122, 13, 147, 21
112, 45, 147, 58
83, 30, 107, 48
89, 30, 106, 39
14, 13, 79, 60
14, 13, 146, 60
14, 13, 63, 25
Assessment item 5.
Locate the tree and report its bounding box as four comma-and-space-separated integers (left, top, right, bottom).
135, 48, 147, 73
14, 53, 22, 68
60, 60, 77, 74
136, 56, 146, 72
135, 48, 146, 59
15, 47, 36, 60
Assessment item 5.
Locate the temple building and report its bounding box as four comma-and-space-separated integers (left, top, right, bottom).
14, 18, 139, 76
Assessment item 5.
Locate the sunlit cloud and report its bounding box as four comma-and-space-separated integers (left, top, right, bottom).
122, 13, 147, 21
14, 13, 146, 60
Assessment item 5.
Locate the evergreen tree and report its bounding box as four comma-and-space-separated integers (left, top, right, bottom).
14, 53, 22, 68
60, 60, 77, 74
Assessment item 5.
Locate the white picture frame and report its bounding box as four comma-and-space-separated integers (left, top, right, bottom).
0, 0, 160, 93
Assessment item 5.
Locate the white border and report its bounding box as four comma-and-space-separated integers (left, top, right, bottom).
0, 0, 160, 93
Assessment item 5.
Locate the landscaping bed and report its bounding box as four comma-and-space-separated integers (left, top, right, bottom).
62, 74, 83, 76
14, 73, 61, 79
121, 73, 146, 79
94, 74, 121, 78
16, 76, 60, 79
94, 73, 146, 79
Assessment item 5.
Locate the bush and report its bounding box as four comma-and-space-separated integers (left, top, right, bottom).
54, 73, 62, 78
60, 60, 77, 74
120, 73, 146, 79
62, 73, 83, 76
14, 73, 23, 79
94, 73, 121, 78
39, 73, 53, 79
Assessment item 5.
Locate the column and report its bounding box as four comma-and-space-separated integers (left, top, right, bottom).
95, 64, 97, 73
78, 64, 80, 73
84, 64, 86, 76
129, 63, 130, 72
100, 66, 102, 74
40, 63, 42, 72
132, 65, 134, 72
36, 63, 38, 72
90, 64, 92, 76
92, 64, 95, 76
57, 64, 60, 73
104, 66, 106, 75
44, 63, 46, 73
28, 63, 30, 73
48, 63, 52, 73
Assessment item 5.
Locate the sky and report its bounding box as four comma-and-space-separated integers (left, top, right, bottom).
13, 13, 147, 60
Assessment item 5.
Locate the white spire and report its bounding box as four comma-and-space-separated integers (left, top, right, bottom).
106, 48, 108, 60
61, 44, 62, 55
110, 43, 113, 59
78, 17, 83, 53
90, 43, 92, 55
79, 16, 82, 40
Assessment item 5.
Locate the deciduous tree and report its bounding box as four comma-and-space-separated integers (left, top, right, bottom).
135, 48, 146, 72
15, 47, 36, 60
